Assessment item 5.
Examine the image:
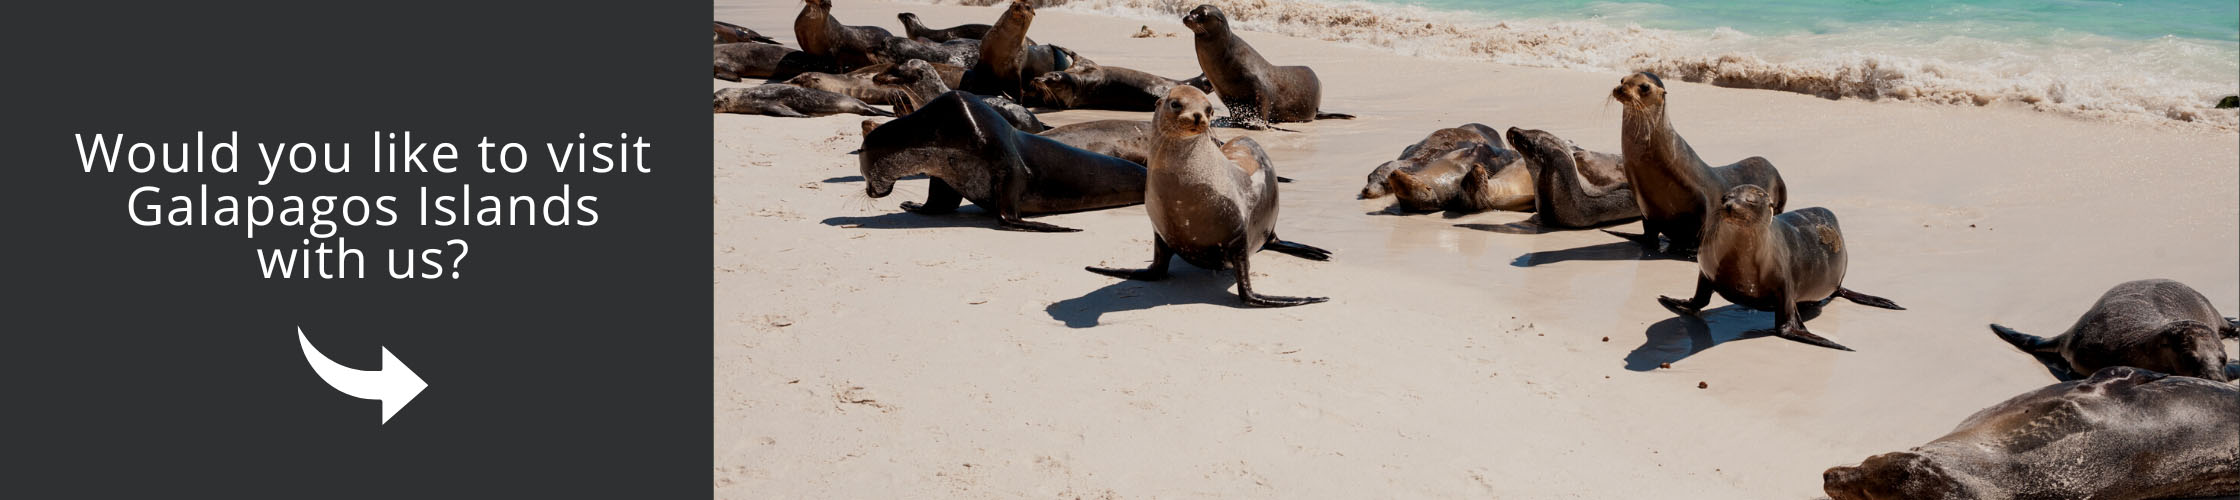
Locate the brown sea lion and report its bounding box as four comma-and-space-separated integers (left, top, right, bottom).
786, 62, 966, 105
1992, 279, 2239, 382
1036, 120, 1157, 165
1085, 86, 1331, 308
1183, 5, 1353, 130
898, 12, 991, 42
1505, 127, 1640, 229
1029, 63, 1213, 111
962, 1, 1087, 105
876, 59, 1049, 132
1361, 124, 1503, 199
714, 21, 779, 44
1824, 367, 2240, 500
793, 0, 892, 69
1385, 144, 1534, 213
1611, 72, 1787, 256
713, 43, 838, 82
859, 91, 1146, 232
1657, 185, 1902, 351
713, 85, 891, 117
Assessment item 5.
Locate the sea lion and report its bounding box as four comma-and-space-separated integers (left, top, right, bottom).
1385, 144, 1535, 213
898, 12, 992, 42
785, 62, 966, 105
859, 90, 1146, 232
1505, 127, 1640, 228
714, 21, 779, 44
1612, 72, 1787, 255
962, 1, 1087, 105
1183, 4, 1353, 130
713, 85, 891, 117
877, 59, 1049, 132
1823, 367, 2240, 500
1991, 279, 2239, 382
713, 43, 838, 82
1361, 124, 1503, 199
875, 36, 980, 67
793, 0, 893, 69
1657, 185, 1902, 351
1085, 86, 1331, 308
1036, 120, 1157, 165
1029, 63, 1212, 111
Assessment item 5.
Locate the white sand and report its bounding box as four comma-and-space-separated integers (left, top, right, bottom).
712, 1, 2240, 497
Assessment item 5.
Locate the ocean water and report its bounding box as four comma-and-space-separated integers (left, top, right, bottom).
1011, 0, 2240, 130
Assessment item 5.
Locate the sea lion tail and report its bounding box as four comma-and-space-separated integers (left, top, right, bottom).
1989, 324, 2058, 354
1315, 111, 1356, 120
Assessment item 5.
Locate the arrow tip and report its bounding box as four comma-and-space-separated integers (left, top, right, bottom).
380, 347, 428, 425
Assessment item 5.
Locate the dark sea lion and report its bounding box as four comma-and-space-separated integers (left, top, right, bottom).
786, 62, 966, 105
1824, 367, 2240, 500
1183, 4, 1353, 130
898, 12, 992, 42
793, 0, 893, 69
714, 21, 779, 44
1657, 185, 1902, 351
1991, 279, 2239, 382
1361, 124, 1503, 199
1085, 86, 1331, 308
713, 85, 891, 117
1612, 72, 1787, 255
713, 43, 838, 82
1029, 63, 1212, 111
1385, 144, 1534, 213
876, 59, 1049, 132
1505, 127, 1640, 228
859, 91, 1146, 232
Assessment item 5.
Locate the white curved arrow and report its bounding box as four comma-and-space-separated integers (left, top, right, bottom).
297, 327, 427, 424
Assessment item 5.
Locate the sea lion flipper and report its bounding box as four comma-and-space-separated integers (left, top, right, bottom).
1314, 111, 1355, 120
1087, 235, 1174, 281
1262, 239, 1331, 261
2224, 362, 2240, 382
1990, 324, 2059, 354
1835, 287, 1904, 310
1658, 276, 1714, 316
900, 178, 963, 214
2222, 316, 2238, 339
1232, 254, 1327, 308
1767, 324, 1854, 352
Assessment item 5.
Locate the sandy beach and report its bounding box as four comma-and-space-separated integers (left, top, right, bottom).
712, 0, 2239, 497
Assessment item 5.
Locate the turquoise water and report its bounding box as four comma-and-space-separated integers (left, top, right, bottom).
1389, 0, 2239, 42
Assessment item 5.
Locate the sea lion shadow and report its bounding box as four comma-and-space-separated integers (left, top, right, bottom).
1046, 268, 1247, 328
1511, 241, 1681, 267
1622, 305, 1822, 371
1458, 221, 1548, 234
820, 208, 994, 230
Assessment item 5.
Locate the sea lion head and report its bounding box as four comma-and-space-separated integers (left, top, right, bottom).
897, 12, 919, 26
1612, 72, 1667, 110
804, 0, 832, 11
2156, 320, 2231, 382
874, 59, 939, 86
784, 73, 834, 91
1719, 184, 1773, 224
1153, 85, 1215, 138
1004, 0, 1037, 23
1030, 66, 1097, 106
1823, 452, 1967, 500
1504, 127, 1571, 170
1182, 5, 1227, 35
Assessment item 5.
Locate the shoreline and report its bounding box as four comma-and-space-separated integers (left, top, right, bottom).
714, 0, 2240, 497
916, 0, 2240, 133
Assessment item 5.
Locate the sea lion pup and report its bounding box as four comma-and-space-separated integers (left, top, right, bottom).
859, 91, 1146, 232
1611, 72, 1787, 255
1085, 86, 1332, 308
877, 59, 1049, 132
1183, 5, 1353, 130
713, 85, 891, 117
1385, 144, 1535, 213
713, 43, 839, 82
1029, 63, 1212, 111
786, 62, 966, 105
793, 0, 892, 69
1823, 367, 2240, 500
1991, 279, 2239, 382
962, 1, 1088, 105
898, 12, 991, 42
714, 21, 779, 44
1657, 185, 1902, 351
1360, 124, 1503, 199
1505, 127, 1639, 228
